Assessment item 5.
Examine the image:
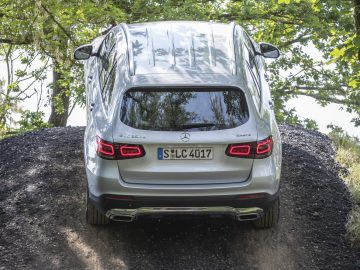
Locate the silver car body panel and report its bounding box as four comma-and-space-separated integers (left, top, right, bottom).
125, 21, 236, 75
83, 21, 281, 200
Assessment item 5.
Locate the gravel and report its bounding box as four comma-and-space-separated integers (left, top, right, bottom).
0, 124, 359, 269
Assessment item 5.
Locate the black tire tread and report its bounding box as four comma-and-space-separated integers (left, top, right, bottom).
86, 200, 110, 225
254, 197, 279, 229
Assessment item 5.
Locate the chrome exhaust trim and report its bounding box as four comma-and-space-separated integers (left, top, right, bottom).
106, 207, 263, 222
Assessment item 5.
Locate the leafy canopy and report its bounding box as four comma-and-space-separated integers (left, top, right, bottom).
0, 0, 359, 130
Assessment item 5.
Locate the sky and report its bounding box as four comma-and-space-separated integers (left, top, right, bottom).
286, 96, 359, 137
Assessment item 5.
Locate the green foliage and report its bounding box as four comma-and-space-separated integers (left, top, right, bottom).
0, 111, 52, 140
274, 104, 319, 130
328, 125, 360, 246
221, 0, 360, 126
347, 206, 360, 246
0, 44, 49, 130
302, 118, 319, 131
115, 0, 212, 22
0, 0, 359, 128
328, 124, 360, 151
18, 110, 52, 132
340, 150, 360, 246
0, 0, 126, 126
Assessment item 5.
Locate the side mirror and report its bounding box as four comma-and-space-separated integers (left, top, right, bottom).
259, 42, 280, 59
74, 44, 93, 60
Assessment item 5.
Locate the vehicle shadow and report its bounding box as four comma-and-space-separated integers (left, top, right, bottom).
58, 210, 299, 270
99, 217, 247, 269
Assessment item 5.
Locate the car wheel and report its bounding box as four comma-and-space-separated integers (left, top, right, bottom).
86, 190, 110, 225
254, 197, 279, 229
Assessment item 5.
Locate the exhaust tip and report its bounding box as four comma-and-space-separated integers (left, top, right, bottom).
110, 215, 134, 222
238, 214, 260, 221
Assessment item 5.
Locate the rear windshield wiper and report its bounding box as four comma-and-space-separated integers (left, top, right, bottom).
180, 123, 216, 129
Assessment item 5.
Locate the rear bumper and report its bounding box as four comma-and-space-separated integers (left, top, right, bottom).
88, 191, 279, 221
106, 207, 264, 222
85, 156, 281, 197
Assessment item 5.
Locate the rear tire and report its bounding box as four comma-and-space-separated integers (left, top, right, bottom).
254, 197, 279, 229
86, 190, 110, 225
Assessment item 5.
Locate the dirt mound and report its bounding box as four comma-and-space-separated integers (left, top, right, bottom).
0, 125, 359, 269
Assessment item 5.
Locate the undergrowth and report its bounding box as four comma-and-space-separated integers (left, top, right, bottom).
329, 128, 360, 246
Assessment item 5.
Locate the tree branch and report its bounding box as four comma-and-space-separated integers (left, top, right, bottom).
40, 4, 74, 43
68, 100, 77, 118
14, 90, 37, 101
280, 87, 360, 107
297, 92, 360, 106
0, 38, 32, 45
279, 33, 311, 49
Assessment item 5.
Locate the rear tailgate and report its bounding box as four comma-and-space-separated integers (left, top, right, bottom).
114, 87, 257, 185
118, 142, 253, 185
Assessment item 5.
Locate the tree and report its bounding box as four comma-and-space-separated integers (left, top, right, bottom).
114, 0, 360, 126
0, 0, 359, 128
0, 44, 49, 132
0, 0, 125, 126
219, 0, 360, 126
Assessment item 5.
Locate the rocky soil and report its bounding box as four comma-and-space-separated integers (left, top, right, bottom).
0, 124, 359, 269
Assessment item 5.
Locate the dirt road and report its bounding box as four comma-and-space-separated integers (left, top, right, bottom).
0, 125, 359, 269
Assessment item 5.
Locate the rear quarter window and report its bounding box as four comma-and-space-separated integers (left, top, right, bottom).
120, 88, 249, 131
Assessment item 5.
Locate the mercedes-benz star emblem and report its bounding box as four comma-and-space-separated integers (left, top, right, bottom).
180, 132, 190, 142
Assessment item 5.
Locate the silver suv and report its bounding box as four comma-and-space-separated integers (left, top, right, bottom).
74, 21, 282, 228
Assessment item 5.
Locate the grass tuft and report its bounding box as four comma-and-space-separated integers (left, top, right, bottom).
329, 130, 360, 246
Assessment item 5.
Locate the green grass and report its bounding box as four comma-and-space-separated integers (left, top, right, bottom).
337, 148, 360, 202
330, 131, 360, 246
0, 128, 21, 140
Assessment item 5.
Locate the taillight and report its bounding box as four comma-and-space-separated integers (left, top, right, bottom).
96, 137, 115, 159
226, 136, 273, 159
119, 145, 144, 158
228, 144, 252, 157
255, 137, 273, 158
96, 136, 145, 160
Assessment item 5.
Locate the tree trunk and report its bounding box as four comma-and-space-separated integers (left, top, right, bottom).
48, 62, 70, 127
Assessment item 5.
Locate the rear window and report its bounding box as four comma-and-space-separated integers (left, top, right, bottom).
120, 88, 249, 131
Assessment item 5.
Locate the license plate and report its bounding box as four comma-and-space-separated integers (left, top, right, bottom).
157, 147, 213, 160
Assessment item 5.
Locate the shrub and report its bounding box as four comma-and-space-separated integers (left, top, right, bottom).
18, 110, 52, 132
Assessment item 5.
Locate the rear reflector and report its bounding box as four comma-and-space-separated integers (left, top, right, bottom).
106, 195, 134, 201
226, 136, 273, 159
96, 136, 145, 160
239, 194, 265, 199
